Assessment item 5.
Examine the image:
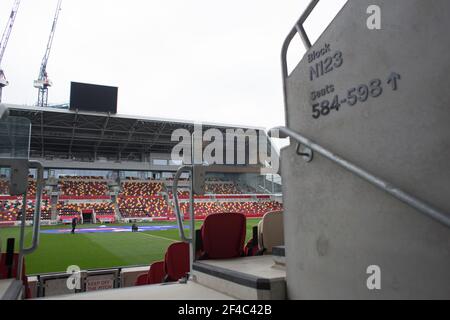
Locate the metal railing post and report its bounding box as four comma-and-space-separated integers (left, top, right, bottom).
281, 0, 320, 126
172, 166, 192, 244
17, 191, 27, 281
172, 165, 198, 277
17, 160, 45, 283
189, 173, 196, 274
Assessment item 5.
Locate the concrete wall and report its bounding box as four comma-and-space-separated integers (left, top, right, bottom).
282, 0, 450, 299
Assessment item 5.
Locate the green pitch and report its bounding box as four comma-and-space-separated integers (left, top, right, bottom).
0, 218, 261, 275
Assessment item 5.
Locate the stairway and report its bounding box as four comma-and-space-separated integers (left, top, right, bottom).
111, 195, 122, 221
192, 256, 286, 300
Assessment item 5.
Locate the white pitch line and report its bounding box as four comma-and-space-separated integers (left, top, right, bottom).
138, 232, 178, 242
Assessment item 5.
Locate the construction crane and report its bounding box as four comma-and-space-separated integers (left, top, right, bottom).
34, 0, 62, 107
0, 0, 21, 103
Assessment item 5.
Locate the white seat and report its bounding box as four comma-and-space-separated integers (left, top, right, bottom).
257, 211, 284, 254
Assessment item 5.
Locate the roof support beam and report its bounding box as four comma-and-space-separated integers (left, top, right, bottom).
94, 113, 111, 156
68, 111, 79, 156
147, 123, 167, 150
119, 120, 140, 154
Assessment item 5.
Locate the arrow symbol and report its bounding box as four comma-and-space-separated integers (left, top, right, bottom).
387, 72, 401, 91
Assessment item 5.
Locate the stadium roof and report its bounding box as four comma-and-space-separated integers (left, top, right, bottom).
2, 104, 270, 165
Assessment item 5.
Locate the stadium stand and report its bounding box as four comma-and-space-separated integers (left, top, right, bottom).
0, 178, 46, 198
178, 200, 282, 216
2, 178, 283, 222
114, 177, 282, 220
57, 202, 115, 216
118, 196, 171, 218
59, 178, 109, 197
121, 182, 163, 196
26, 200, 52, 220
0, 199, 52, 222
0, 202, 18, 222
205, 183, 242, 194
219, 201, 283, 216
57, 202, 82, 217
85, 202, 115, 216
121, 199, 284, 219
0, 175, 281, 222
179, 202, 223, 217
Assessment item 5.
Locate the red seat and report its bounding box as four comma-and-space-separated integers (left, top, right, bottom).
135, 261, 165, 286
135, 242, 189, 286
135, 273, 149, 286
200, 213, 246, 259
148, 261, 165, 284
0, 253, 31, 299
164, 242, 190, 282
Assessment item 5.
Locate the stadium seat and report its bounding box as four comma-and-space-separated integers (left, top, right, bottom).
135, 261, 165, 286
148, 261, 166, 284
258, 211, 284, 254
164, 242, 190, 282
199, 213, 246, 259
135, 273, 149, 286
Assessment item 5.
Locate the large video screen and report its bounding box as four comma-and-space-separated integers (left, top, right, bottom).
70, 82, 118, 114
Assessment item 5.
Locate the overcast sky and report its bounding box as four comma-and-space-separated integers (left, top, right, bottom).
0, 0, 347, 130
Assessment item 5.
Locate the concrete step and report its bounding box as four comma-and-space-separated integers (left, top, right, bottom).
272, 246, 285, 267
39, 281, 235, 300
192, 255, 286, 300
0, 279, 23, 300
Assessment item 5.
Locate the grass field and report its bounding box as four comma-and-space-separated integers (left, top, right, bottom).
0, 218, 261, 275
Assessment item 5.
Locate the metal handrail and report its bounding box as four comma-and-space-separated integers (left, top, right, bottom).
172, 165, 193, 243
17, 160, 45, 282
269, 126, 450, 229
281, 0, 320, 126
172, 165, 197, 276
281, 0, 319, 68
22, 161, 44, 254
